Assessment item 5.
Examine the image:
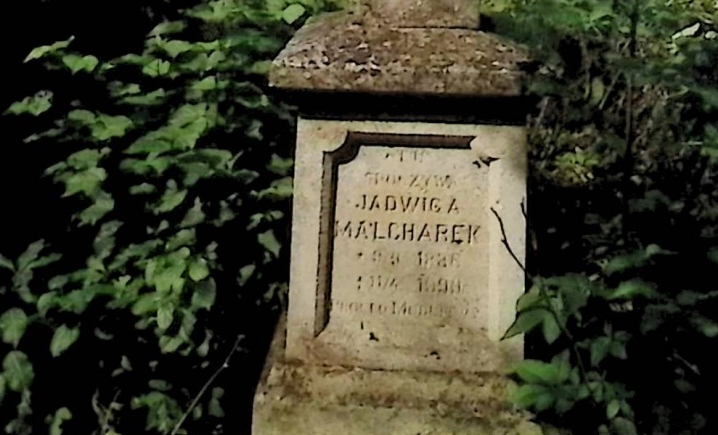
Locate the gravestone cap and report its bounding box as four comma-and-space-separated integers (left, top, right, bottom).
269, 1, 528, 98
359, 0, 480, 29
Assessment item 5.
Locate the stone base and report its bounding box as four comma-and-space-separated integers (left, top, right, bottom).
253, 360, 540, 435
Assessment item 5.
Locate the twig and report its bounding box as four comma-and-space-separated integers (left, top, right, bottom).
170, 334, 244, 435
490, 207, 529, 277
492, 206, 598, 406
95, 389, 121, 435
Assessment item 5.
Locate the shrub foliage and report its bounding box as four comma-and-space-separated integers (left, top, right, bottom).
0, 1, 338, 434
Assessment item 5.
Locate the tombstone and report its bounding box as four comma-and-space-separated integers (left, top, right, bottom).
253, 0, 538, 433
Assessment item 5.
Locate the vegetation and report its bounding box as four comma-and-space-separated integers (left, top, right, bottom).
1, 0, 717, 435
0, 1, 338, 434
486, 1, 718, 434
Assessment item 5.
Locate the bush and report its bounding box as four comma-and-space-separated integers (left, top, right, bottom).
0, 1, 339, 434
485, 0, 718, 434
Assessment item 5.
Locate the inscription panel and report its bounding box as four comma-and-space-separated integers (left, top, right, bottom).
328, 143, 489, 343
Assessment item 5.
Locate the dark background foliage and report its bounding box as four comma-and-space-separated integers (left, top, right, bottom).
0, 1, 306, 434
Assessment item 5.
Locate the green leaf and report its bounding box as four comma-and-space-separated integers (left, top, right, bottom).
126, 136, 173, 155
612, 417, 638, 435
25, 38, 73, 62
607, 280, 656, 300
166, 229, 196, 251
541, 314, 562, 344
238, 264, 256, 286
92, 115, 134, 140
79, 191, 115, 225
48, 407, 72, 435
193, 404, 203, 420
149, 21, 186, 37
209, 387, 225, 417
282, 4, 306, 24
62, 54, 99, 74
142, 59, 171, 77
209, 397, 224, 417
590, 336, 611, 366
181, 199, 206, 228
590, 77, 606, 106
602, 245, 669, 275
181, 53, 210, 72
132, 293, 160, 316
257, 177, 293, 200
640, 303, 678, 334
607, 399, 621, 419
258, 230, 281, 257
513, 360, 563, 385
67, 148, 109, 170
28, 253, 61, 270
191, 76, 218, 91
56, 289, 96, 314
179, 309, 197, 341
248, 60, 272, 75
555, 274, 591, 314
697, 87, 718, 109
110, 82, 141, 97
197, 331, 212, 357
0, 309, 29, 347
151, 262, 186, 294
513, 384, 552, 410
18, 240, 45, 270
267, 154, 293, 176
61, 168, 107, 197
130, 183, 157, 195
162, 40, 194, 58
691, 316, 718, 337
37, 292, 58, 316
159, 335, 183, 353
149, 379, 171, 391
50, 325, 80, 357
188, 259, 210, 282
3, 351, 34, 391
609, 340, 628, 360
155, 183, 188, 214
94, 222, 121, 260
67, 109, 96, 124
0, 254, 14, 271
157, 305, 174, 330
517, 290, 543, 312
191, 278, 216, 310
503, 309, 549, 339
122, 88, 167, 106
5, 91, 54, 116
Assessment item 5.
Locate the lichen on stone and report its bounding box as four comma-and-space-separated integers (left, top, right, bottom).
269, 10, 529, 97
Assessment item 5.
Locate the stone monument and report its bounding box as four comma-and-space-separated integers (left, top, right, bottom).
253, 0, 538, 433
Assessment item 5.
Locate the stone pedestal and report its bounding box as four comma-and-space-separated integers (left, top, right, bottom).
254, 1, 536, 434
254, 318, 539, 435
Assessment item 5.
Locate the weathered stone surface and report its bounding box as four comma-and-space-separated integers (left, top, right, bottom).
269, 11, 529, 97
253, 337, 541, 435
360, 0, 480, 29
285, 119, 527, 373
